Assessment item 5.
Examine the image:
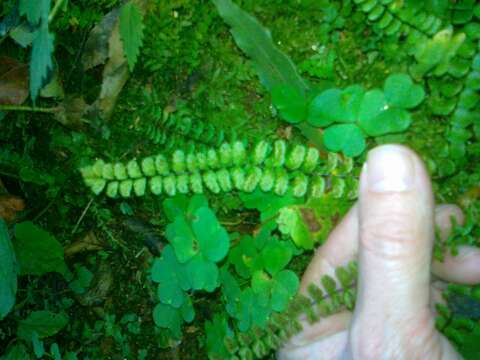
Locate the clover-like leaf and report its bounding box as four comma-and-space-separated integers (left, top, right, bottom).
384, 73, 425, 108
271, 85, 307, 123
308, 86, 364, 127
251, 269, 299, 312
228, 235, 263, 278
233, 288, 271, 331
358, 89, 387, 123
220, 266, 242, 318
165, 215, 198, 263
323, 124, 366, 157
192, 207, 230, 263
205, 314, 233, 359
180, 296, 195, 323
261, 238, 292, 275
153, 303, 183, 338
151, 245, 190, 307
359, 107, 412, 137
185, 254, 219, 292
163, 195, 190, 222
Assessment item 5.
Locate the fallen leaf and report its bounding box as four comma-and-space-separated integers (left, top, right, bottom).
0, 56, 29, 105
81, 8, 120, 70
54, 95, 88, 128
40, 69, 64, 99
64, 231, 103, 257
89, 0, 147, 120
0, 195, 25, 222
92, 15, 130, 120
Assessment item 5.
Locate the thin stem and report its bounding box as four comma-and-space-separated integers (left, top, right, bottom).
48, 0, 68, 24
0, 105, 57, 113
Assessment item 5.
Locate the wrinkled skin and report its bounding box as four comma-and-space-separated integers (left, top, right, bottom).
279, 145, 480, 360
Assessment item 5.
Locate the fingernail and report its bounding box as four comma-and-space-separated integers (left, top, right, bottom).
366, 145, 415, 193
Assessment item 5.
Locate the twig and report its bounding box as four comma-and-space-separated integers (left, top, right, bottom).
72, 197, 94, 234
0, 105, 58, 113
48, 0, 68, 24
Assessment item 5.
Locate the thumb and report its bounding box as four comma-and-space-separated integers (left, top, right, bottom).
355, 145, 434, 324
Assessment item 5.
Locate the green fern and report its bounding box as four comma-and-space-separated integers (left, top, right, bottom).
80, 140, 355, 199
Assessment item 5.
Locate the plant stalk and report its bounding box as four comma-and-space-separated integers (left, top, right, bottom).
0, 105, 57, 113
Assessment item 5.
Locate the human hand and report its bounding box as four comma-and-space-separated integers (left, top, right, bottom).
279, 145, 480, 360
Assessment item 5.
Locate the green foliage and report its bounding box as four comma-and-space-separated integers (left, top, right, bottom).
80, 140, 354, 199
0, 219, 17, 320
19, 0, 54, 103
150, 196, 230, 339
219, 261, 358, 359
119, 2, 145, 71
210, 0, 323, 147
17, 311, 68, 340
211, 0, 308, 94
306, 73, 424, 156
205, 314, 233, 358
14, 221, 67, 277
271, 85, 307, 124
19, 0, 50, 25
436, 283, 480, 359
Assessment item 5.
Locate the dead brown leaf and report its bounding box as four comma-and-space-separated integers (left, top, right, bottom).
64, 230, 104, 257
88, 0, 147, 120
0, 56, 28, 105
82, 8, 121, 70
54, 95, 89, 128
0, 195, 25, 222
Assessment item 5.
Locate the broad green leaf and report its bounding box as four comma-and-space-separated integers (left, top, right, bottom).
205, 314, 232, 359
180, 296, 195, 323
271, 85, 307, 123
17, 311, 68, 340
162, 195, 190, 222
359, 108, 412, 136
50, 343, 61, 360
308, 86, 364, 126
384, 73, 425, 108
192, 207, 230, 263
211, 0, 308, 94
30, 24, 54, 103
31, 332, 45, 358
358, 89, 387, 123
308, 88, 343, 127
3, 343, 31, 360
251, 269, 299, 312
151, 245, 190, 308
261, 239, 292, 275
14, 221, 67, 276
185, 254, 219, 292
323, 124, 366, 157
165, 215, 198, 263
210, 0, 325, 147
234, 288, 271, 331
220, 267, 242, 317
0, 219, 17, 320
119, 2, 145, 71
270, 270, 299, 312
69, 265, 93, 295
19, 0, 50, 24
228, 235, 263, 278
239, 188, 303, 224
153, 303, 182, 338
